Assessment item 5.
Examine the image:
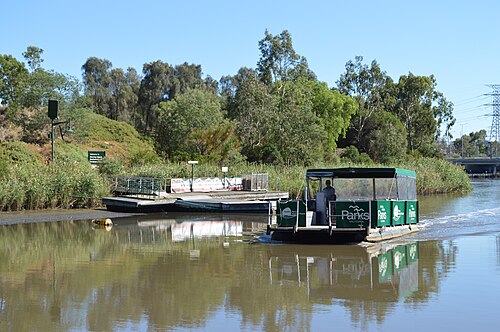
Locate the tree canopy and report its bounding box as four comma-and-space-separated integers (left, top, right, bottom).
1, 32, 461, 166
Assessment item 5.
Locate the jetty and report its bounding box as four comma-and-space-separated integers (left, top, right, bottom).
102, 174, 289, 213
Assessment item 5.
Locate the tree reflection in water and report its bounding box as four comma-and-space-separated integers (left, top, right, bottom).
0, 217, 455, 331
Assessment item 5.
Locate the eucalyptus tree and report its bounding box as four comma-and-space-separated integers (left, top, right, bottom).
108, 68, 126, 121
169, 63, 203, 100
390, 73, 454, 155
0, 54, 28, 108
82, 57, 112, 116
155, 88, 224, 160
107, 67, 141, 122
257, 30, 315, 88
219, 67, 257, 118
20, 47, 79, 109
337, 56, 390, 148
309, 81, 358, 158
123, 67, 141, 124
364, 111, 407, 163
231, 73, 278, 163
137, 60, 174, 133
22, 46, 44, 72
452, 130, 491, 157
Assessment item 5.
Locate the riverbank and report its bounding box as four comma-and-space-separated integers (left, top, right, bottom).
0, 208, 144, 225
0, 152, 471, 212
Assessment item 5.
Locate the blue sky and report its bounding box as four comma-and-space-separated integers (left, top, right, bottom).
2, 0, 499, 140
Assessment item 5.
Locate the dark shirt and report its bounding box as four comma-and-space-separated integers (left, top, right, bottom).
322, 186, 336, 201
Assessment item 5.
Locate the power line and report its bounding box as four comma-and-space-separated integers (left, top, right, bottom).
453, 104, 488, 115
453, 95, 489, 106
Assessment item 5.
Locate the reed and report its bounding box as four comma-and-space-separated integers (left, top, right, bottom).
126, 158, 471, 198
0, 160, 110, 211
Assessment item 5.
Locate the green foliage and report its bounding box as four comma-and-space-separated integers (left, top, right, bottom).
0, 38, 474, 212
0, 150, 109, 211
337, 57, 455, 159
337, 56, 389, 147
400, 158, 471, 194
156, 89, 224, 160
0, 54, 28, 108
185, 120, 245, 165
98, 157, 125, 175
127, 147, 160, 167
452, 130, 498, 157
56, 143, 89, 163
365, 111, 407, 163
257, 30, 314, 86
0, 141, 42, 165
340, 146, 372, 164
310, 81, 357, 156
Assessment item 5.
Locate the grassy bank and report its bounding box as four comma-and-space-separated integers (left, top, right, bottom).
0, 156, 470, 212
0, 142, 109, 211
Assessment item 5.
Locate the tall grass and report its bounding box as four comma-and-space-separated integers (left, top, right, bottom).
127, 157, 472, 198
0, 160, 110, 212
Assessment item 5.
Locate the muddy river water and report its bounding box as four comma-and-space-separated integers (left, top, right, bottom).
0, 179, 499, 331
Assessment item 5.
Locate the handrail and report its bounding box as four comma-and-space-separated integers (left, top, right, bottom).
108, 176, 170, 196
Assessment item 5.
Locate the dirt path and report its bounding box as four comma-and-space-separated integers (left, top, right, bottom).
0, 208, 144, 225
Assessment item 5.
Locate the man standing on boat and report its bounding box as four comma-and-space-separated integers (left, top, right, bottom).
322, 180, 336, 202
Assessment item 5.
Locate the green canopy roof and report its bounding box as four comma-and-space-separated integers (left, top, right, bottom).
305, 167, 416, 179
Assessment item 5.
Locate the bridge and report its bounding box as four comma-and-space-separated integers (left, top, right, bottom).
447, 157, 500, 177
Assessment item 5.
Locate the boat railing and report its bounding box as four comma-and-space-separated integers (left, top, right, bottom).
269, 198, 419, 233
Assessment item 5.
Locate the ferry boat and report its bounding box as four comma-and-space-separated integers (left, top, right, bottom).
267, 167, 419, 243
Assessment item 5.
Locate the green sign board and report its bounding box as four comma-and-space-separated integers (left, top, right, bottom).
334, 201, 370, 228
406, 201, 418, 224
371, 200, 391, 227
88, 151, 106, 164
277, 200, 306, 227
391, 201, 406, 226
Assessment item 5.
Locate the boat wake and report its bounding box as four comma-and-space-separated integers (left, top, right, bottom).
257, 233, 284, 244
417, 206, 500, 239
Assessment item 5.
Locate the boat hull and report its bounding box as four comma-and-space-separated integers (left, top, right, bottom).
270, 225, 418, 244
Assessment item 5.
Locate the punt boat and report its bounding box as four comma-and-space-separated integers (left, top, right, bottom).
267, 167, 419, 243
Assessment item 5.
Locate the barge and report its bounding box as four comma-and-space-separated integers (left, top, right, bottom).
267, 167, 419, 243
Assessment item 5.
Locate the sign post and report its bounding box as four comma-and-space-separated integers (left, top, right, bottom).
222, 166, 228, 188
188, 161, 198, 192
47, 99, 72, 162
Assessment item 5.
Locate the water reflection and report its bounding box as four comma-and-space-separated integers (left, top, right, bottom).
268, 243, 419, 302
0, 217, 458, 331
110, 213, 268, 244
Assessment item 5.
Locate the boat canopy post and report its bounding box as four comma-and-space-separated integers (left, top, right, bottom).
372, 178, 376, 200
294, 200, 300, 233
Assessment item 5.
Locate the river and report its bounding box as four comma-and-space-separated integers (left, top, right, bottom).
0, 180, 499, 331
